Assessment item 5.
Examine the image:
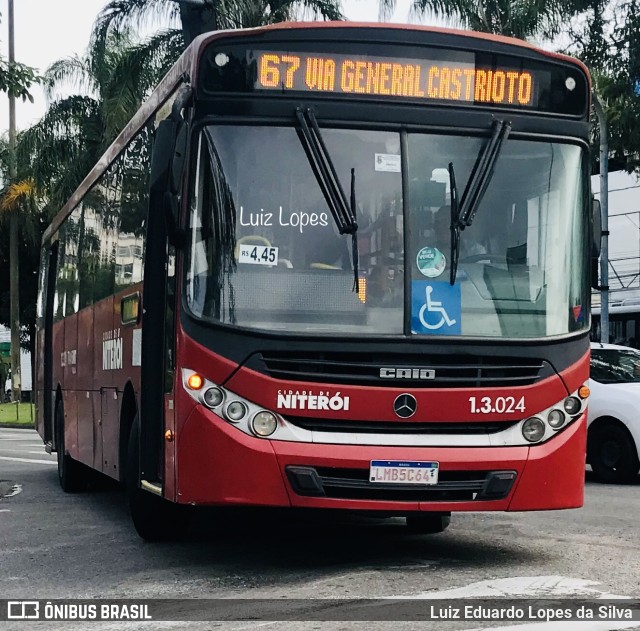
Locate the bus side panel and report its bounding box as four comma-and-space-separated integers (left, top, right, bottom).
102, 294, 123, 479
63, 311, 78, 391
52, 320, 64, 448
76, 306, 95, 467
93, 296, 115, 389
92, 391, 103, 471
35, 328, 45, 439
101, 386, 119, 478
63, 311, 79, 459
64, 390, 79, 460
108, 285, 143, 480
94, 296, 115, 473
113, 285, 143, 391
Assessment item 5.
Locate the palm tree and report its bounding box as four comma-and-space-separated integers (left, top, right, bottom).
3, 30, 180, 363
0, 176, 41, 389
18, 29, 181, 213
91, 0, 344, 57
400, 0, 575, 40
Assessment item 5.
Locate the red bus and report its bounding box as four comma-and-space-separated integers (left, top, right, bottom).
36, 23, 597, 540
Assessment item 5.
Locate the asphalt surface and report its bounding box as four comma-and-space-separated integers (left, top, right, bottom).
1, 427, 639, 631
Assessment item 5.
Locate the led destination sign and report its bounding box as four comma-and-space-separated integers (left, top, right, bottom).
256, 51, 536, 107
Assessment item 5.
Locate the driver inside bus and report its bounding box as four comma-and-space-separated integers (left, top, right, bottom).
430, 204, 487, 260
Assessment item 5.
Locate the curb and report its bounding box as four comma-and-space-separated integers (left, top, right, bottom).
0, 423, 35, 430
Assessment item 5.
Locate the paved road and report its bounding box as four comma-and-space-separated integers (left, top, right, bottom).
1, 428, 639, 630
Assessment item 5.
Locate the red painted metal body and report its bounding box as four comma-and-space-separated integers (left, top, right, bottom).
175, 390, 586, 511
45, 285, 143, 481
172, 328, 589, 511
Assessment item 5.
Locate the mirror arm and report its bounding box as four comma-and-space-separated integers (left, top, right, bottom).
171, 83, 193, 122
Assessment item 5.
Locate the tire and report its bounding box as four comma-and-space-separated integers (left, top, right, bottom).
406, 513, 451, 534
589, 422, 640, 484
126, 417, 190, 541
55, 401, 87, 493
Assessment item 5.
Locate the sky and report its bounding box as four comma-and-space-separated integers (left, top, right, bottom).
0, 0, 440, 133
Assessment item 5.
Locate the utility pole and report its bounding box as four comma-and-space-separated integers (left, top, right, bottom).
7, 0, 21, 402
592, 91, 609, 344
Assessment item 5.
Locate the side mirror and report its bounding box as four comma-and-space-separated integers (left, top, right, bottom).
170, 123, 188, 195
150, 118, 188, 247
150, 118, 179, 192
592, 197, 602, 259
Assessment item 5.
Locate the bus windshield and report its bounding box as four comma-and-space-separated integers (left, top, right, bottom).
186, 124, 587, 338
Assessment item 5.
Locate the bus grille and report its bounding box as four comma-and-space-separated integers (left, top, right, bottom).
285, 467, 516, 502
257, 352, 549, 388
284, 417, 519, 434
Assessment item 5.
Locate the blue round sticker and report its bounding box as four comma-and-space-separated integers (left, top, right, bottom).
416, 246, 446, 278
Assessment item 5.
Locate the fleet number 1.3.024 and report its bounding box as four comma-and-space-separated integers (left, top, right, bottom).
468, 396, 526, 414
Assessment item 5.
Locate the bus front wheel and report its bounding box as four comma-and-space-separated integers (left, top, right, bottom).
406, 513, 451, 534
126, 418, 190, 540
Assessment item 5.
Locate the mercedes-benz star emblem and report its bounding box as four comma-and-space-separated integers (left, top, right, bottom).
393, 393, 417, 418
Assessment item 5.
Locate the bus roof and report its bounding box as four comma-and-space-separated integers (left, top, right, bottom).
42, 21, 590, 244
193, 21, 590, 76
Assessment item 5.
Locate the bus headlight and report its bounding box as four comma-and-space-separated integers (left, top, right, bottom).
203, 386, 224, 408
547, 409, 566, 429
522, 417, 545, 442
225, 401, 247, 422
563, 397, 581, 415
251, 411, 278, 437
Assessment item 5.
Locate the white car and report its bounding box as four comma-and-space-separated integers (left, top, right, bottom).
588, 342, 640, 483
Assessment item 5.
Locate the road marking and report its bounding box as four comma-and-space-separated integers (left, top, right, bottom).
0, 455, 56, 465
2, 483, 22, 498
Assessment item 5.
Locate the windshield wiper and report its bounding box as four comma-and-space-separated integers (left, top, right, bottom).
295, 107, 360, 292
448, 119, 511, 285
448, 161, 460, 286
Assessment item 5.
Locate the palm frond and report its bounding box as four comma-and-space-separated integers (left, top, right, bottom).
43, 56, 94, 101
102, 29, 183, 140
91, 0, 180, 65
409, 0, 568, 38
0, 179, 36, 212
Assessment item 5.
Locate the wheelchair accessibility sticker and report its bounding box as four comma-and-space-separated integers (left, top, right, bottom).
411, 281, 461, 335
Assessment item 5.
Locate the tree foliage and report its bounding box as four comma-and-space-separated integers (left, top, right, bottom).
382, 0, 576, 39
0, 58, 39, 102
92, 0, 343, 54
566, 0, 640, 173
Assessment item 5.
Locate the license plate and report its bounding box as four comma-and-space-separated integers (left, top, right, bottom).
369, 460, 439, 485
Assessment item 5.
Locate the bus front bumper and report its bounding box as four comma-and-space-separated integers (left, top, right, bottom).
175, 407, 586, 512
